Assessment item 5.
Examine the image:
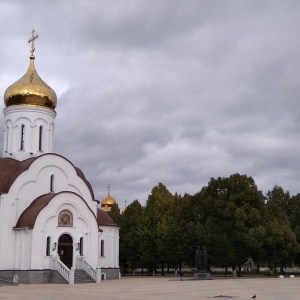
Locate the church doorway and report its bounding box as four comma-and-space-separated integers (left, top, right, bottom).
58, 234, 73, 269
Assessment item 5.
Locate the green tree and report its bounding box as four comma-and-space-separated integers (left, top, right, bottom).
139, 183, 173, 274
158, 193, 195, 272
177, 193, 201, 267
289, 194, 300, 265
264, 200, 298, 274
265, 186, 299, 273
194, 174, 266, 274
266, 185, 291, 214
119, 200, 144, 275
108, 203, 121, 225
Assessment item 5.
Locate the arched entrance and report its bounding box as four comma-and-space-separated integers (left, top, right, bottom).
58, 234, 73, 268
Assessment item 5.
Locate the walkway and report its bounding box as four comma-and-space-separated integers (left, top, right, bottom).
0, 276, 298, 299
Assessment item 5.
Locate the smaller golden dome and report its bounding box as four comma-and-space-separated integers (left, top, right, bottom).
101, 193, 116, 212
4, 58, 57, 110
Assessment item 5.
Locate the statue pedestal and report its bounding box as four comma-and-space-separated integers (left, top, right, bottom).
194, 272, 211, 280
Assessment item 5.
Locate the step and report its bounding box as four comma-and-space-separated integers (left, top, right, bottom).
74, 270, 96, 284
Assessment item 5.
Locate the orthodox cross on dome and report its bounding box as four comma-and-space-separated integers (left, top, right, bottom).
107, 184, 111, 195
28, 29, 39, 59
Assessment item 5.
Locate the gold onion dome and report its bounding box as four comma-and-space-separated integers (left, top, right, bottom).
4, 30, 57, 110
101, 193, 116, 212
101, 194, 116, 206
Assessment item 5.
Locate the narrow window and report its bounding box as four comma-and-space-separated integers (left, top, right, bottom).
101, 240, 104, 257
5, 126, 9, 152
46, 236, 51, 256
50, 174, 54, 192
79, 237, 83, 256
39, 126, 43, 151
20, 125, 25, 150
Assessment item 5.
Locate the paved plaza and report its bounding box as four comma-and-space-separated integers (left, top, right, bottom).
0, 276, 299, 300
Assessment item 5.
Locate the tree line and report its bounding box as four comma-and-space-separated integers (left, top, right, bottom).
108, 173, 300, 275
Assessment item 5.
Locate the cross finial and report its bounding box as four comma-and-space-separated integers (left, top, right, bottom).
107, 184, 111, 195
124, 200, 127, 208
28, 29, 39, 59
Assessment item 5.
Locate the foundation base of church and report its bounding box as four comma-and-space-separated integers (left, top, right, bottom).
194, 272, 211, 280
0, 268, 120, 284
0, 270, 67, 284
101, 268, 120, 280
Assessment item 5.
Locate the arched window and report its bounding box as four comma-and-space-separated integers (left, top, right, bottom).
20, 124, 25, 150
46, 236, 51, 256
5, 126, 9, 152
50, 174, 54, 192
79, 237, 83, 256
39, 125, 43, 151
100, 240, 104, 257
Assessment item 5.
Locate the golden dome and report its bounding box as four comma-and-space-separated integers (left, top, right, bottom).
101, 193, 116, 212
4, 57, 57, 110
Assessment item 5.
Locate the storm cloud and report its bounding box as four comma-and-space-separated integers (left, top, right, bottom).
1, 0, 300, 208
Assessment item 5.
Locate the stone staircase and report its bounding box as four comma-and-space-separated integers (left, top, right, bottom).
74, 269, 96, 284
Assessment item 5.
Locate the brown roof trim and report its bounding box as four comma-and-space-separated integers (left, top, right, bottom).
14, 193, 55, 229
14, 191, 98, 229
97, 208, 117, 227
0, 157, 36, 194
0, 154, 95, 201
74, 166, 95, 201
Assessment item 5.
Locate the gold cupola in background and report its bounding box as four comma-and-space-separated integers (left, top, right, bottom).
4, 29, 57, 110
101, 185, 117, 212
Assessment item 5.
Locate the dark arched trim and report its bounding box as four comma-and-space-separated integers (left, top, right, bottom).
14, 191, 98, 229
0, 153, 95, 201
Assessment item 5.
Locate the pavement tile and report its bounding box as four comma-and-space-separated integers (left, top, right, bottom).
0, 276, 299, 300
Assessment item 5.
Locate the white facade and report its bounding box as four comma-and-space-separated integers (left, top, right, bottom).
0, 153, 120, 280
0, 53, 120, 283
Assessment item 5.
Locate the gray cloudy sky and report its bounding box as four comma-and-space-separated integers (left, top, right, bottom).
1, 0, 300, 208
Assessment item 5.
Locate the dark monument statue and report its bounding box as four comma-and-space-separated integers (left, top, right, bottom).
194, 245, 210, 280
195, 245, 207, 271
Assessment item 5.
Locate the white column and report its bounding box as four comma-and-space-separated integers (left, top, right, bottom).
96, 267, 101, 283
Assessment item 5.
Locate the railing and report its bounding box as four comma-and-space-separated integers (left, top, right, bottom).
51, 255, 100, 284
51, 256, 74, 284
83, 259, 101, 283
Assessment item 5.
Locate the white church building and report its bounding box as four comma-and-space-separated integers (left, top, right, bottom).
0, 31, 120, 284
